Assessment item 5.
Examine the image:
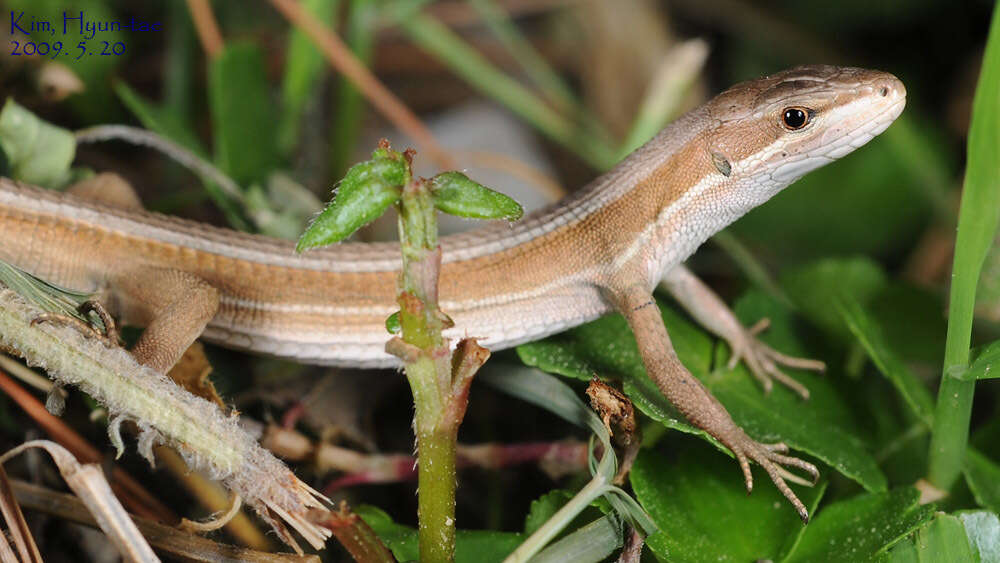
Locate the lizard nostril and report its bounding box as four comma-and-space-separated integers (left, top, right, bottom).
879, 86, 889, 97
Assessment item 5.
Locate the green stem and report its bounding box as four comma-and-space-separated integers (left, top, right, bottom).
396, 173, 460, 562
413, 386, 458, 562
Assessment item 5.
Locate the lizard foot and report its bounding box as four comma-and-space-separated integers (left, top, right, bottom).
730, 432, 819, 523
727, 318, 825, 400
31, 300, 123, 348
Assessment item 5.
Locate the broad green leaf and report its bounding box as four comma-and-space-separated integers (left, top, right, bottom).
357, 505, 522, 563
885, 513, 977, 563
781, 257, 888, 341
959, 511, 1000, 563
964, 340, 1000, 381
519, 291, 886, 492
718, 291, 885, 491
431, 172, 524, 220
965, 449, 1000, 514
0, 99, 75, 187
209, 43, 279, 186
631, 442, 825, 563
296, 158, 405, 250
517, 299, 714, 384
836, 294, 935, 424
869, 283, 948, 370
783, 488, 934, 562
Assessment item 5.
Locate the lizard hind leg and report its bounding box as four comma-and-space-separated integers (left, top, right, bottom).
64, 174, 220, 374
614, 284, 818, 522
110, 268, 220, 374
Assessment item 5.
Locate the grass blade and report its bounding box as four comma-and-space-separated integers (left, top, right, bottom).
927, 2, 1000, 490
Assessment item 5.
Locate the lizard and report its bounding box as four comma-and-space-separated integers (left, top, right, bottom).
0, 64, 906, 521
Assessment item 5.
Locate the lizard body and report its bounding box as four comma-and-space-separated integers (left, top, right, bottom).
0, 65, 906, 518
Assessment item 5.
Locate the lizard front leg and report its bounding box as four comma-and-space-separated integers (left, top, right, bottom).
109, 268, 220, 373
660, 265, 824, 399
613, 284, 818, 521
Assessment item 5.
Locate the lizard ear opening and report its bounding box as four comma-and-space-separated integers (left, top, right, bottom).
711, 151, 732, 177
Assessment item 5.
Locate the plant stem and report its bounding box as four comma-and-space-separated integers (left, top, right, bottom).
394, 171, 470, 562
413, 402, 458, 562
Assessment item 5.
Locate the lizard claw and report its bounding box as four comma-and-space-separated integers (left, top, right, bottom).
31, 300, 123, 348
726, 317, 825, 400
729, 430, 818, 523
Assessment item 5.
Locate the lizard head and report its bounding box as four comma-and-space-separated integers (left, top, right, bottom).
704, 64, 905, 193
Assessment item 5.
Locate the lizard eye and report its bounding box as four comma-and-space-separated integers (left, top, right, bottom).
781, 107, 812, 130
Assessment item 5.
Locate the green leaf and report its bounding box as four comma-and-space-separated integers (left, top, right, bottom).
0, 98, 75, 187
964, 340, 1000, 381
885, 513, 978, 563
781, 257, 888, 341
329, 0, 379, 179
530, 516, 622, 563
524, 490, 576, 535
958, 511, 1000, 563
481, 366, 656, 545
869, 283, 947, 370
391, 9, 617, 169
209, 42, 279, 186
783, 487, 934, 562
632, 441, 825, 563
928, 0, 1000, 491
518, 291, 886, 493
114, 82, 206, 156
480, 367, 610, 455
279, 0, 336, 156
522, 489, 612, 538
430, 172, 524, 220
385, 311, 401, 334
836, 294, 935, 424
356, 505, 522, 563
296, 158, 405, 250
245, 173, 325, 239
114, 81, 250, 231
965, 449, 1000, 514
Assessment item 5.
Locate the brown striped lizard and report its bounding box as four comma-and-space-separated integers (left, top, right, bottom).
0, 65, 905, 521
